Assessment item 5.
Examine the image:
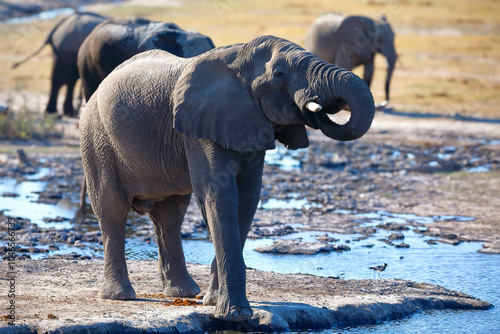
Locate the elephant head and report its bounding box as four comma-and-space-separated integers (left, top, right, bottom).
173, 36, 375, 151
78, 18, 215, 100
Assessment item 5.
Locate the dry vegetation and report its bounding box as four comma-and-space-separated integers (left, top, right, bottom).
0, 0, 499, 118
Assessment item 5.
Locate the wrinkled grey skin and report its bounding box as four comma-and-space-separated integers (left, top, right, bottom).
79, 36, 375, 321
12, 12, 107, 117
77, 18, 215, 100
306, 14, 397, 104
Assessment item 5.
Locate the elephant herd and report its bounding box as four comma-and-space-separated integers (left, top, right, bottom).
13, 11, 396, 321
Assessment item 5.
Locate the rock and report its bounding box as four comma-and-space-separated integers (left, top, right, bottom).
376, 222, 409, 231
478, 241, 500, 254
388, 232, 405, 240
332, 244, 351, 252
42, 216, 69, 223
249, 225, 296, 239
394, 243, 410, 248
1, 192, 19, 197
438, 238, 461, 245
254, 239, 336, 255
316, 233, 339, 243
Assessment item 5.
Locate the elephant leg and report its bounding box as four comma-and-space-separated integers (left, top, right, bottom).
62, 66, 79, 117
148, 195, 201, 297
203, 151, 265, 307
46, 56, 65, 114
187, 140, 252, 321
89, 175, 135, 299
363, 59, 375, 88
98, 209, 135, 299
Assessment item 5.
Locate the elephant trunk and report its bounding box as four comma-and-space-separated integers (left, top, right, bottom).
297, 62, 375, 141
384, 48, 397, 102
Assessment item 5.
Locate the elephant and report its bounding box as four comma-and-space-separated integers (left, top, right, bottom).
79, 35, 375, 321
77, 18, 215, 100
305, 14, 397, 107
12, 12, 107, 117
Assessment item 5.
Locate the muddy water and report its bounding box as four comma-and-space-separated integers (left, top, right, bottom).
0, 160, 499, 333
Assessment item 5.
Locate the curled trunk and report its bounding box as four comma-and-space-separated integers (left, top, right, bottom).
296, 62, 375, 141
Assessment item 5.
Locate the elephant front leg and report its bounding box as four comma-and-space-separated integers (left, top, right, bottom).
148, 195, 200, 297
199, 196, 251, 321
203, 151, 265, 308
188, 141, 252, 321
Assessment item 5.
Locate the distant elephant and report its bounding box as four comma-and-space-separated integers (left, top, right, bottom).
77, 18, 215, 100
12, 12, 107, 117
306, 14, 397, 106
79, 35, 375, 321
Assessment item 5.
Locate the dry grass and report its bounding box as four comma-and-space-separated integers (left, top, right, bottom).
1, 0, 499, 117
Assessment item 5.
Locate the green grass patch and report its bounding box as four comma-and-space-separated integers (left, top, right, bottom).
0, 108, 62, 140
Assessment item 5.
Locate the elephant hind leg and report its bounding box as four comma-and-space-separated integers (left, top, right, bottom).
96, 194, 135, 300
62, 66, 79, 117
148, 195, 200, 297
46, 56, 66, 114
85, 161, 135, 299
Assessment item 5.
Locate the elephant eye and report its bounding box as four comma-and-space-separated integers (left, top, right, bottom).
273, 69, 286, 80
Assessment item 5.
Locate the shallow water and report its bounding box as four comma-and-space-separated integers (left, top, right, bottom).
6, 8, 77, 25
1, 166, 499, 333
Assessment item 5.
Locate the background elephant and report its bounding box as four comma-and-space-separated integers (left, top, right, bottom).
77, 18, 215, 100
12, 12, 107, 117
306, 14, 397, 106
79, 36, 374, 321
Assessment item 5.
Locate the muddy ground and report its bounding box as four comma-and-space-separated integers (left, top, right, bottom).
1, 109, 499, 256
0, 259, 492, 333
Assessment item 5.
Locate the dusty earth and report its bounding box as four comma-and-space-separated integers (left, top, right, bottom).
0, 259, 492, 333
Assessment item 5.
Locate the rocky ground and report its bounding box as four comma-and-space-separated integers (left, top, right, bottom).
0, 259, 492, 333
1, 110, 498, 257
0, 111, 499, 332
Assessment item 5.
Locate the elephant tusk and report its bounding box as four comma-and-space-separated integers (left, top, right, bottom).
340, 103, 351, 111
305, 101, 323, 112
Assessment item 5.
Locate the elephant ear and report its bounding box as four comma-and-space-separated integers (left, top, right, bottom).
173, 50, 276, 152
274, 124, 309, 150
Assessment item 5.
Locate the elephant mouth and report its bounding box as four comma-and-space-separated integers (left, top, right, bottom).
301, 98, 348, 129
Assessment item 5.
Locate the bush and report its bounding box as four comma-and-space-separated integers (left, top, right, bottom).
0, 107, 62, 140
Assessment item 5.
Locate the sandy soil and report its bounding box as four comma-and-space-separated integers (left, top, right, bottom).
0, 259, 491, 333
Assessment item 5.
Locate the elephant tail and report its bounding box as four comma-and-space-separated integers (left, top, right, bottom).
11, 15, 68, 69
79, 175, 87, 211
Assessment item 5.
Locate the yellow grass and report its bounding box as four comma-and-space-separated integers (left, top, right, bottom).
1, 0, 499, 117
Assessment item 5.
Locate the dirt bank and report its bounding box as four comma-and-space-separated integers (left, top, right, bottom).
0, 259, 492, 333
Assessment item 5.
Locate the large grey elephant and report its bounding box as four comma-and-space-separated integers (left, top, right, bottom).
12, 12, 107, 117
77, 18, 215, 100
79, 35, 375, 321
306, 14, 397, 106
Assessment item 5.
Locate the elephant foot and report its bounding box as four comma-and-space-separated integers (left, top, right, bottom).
214, 295, 252, 321
203, 288, 218, 306
99, 279, 136, 300
163, 278, 201, 297
215, 305, 253, 322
